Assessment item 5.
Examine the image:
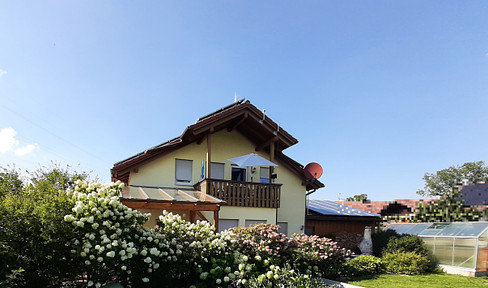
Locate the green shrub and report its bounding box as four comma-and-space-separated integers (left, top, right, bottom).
371, 229, 401, 257
383, 234, 437, 271
0, 165, 88, 287
383, 235, 429, 257
345, 255, 384, 277
382, 252, 430, 275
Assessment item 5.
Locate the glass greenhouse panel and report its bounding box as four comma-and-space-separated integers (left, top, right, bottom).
386, 223, 431, 235
422, 237, 435, 254
453, 238, 476, 269
406, 223, 432, 235
437, 223, 488, 237
434, 237, 454, 266
385, 223, 414, 234
477, 230, 488, 270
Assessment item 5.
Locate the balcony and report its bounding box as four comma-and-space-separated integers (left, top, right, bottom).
195, 179, 282, 208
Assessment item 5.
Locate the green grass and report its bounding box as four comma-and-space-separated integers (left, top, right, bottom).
347, 273, 488, 288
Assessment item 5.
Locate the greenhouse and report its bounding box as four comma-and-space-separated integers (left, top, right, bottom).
386, 222, 488, 276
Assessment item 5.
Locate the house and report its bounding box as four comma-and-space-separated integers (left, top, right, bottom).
305, 199, 381, 250
111, 99, 323, 236
458, 182, 488, 206
336, 199, 427, 217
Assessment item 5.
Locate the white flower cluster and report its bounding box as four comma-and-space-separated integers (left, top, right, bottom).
64, 181, 164, 286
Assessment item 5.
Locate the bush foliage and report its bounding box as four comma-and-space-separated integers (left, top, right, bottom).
0, 165, 88, 287
371, 229, 401, 257
0, 166, 350, 287
382, 252, 430, 275
383, 235, 430, 257
344, 255, 384, 277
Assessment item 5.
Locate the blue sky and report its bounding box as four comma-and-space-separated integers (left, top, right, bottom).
1, 1, 488, 200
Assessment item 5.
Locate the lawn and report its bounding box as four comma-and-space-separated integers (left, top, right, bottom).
347, 273, 488, 288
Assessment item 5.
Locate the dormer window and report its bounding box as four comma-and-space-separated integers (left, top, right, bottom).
175, 159, 193, 185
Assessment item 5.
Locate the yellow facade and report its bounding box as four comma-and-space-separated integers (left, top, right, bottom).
129, 129, 307, 235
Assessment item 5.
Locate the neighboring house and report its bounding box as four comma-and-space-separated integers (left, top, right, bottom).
305, 199, 381, 250
305, 199, 381, 235
111, 100, 323, 236
459, 182, 488, 206
336, 199, 427, 217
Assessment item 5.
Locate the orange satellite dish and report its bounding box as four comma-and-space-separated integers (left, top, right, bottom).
304, 162, 323, 179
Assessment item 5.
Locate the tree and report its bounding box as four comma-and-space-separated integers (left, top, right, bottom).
416, 161, 488, 198
345, 194, 368, 202
0, 164, 89, 287
0, 166, 23, 198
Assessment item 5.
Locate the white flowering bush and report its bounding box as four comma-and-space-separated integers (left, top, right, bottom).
291, 234, 351, 279
64, 181, 163, 287
63, 181, 350, 287
243, 264, 330, 288
228, 224, 351, 280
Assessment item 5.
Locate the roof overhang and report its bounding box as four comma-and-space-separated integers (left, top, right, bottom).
111, 100, 324, 189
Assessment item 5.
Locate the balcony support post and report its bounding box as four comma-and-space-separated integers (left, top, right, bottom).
206, 128, 213, 178
213, 210, 219, 232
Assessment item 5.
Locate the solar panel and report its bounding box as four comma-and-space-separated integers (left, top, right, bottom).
307, 199, 380, 217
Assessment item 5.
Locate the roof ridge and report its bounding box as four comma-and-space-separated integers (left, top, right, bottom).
196, 99, 246, 123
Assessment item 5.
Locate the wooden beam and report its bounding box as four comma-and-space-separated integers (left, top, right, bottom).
227, 113, 248, 132
196, 136, 206, 145
255, 136, 279, 151
206, 132, 212, 178
270, 142, 275, 183
196, 211, 209, 222
193, 112, 244, 135
190, 210, 196, 223
213, 210, 219, 232
121, 200, 221, 211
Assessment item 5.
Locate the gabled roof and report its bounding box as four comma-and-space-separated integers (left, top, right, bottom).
111, 100, 324, 190
336, 199, 432, 216
308, 199, 380, 217
459, 183, 488, 206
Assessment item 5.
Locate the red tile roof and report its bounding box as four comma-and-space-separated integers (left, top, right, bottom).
111, 100, 324, 191
337, 199, 434, 216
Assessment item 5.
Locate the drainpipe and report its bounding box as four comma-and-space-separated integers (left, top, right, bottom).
306, 188, 316, 196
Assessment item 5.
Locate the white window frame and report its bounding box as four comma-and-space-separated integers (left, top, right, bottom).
175, 159, 193, 185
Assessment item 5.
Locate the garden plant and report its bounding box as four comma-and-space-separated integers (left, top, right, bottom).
0, 167, 351, 288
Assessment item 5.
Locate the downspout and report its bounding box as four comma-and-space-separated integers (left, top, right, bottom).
306, 188, 316, 196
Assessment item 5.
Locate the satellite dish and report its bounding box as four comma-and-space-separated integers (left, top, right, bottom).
304, 162, 323, 179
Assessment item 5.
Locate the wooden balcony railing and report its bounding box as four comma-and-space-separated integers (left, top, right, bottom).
195, 179, 281, 208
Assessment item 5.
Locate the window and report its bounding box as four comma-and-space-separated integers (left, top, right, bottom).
175, 159, 193, 185
231, 167, 246, 182
219, 219, 239, 232
260, 167, 270, 183
277, 222, 288, 235
211, 162, 225, 180
245, 219, 267, 227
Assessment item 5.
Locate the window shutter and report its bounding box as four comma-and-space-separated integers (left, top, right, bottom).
175, 159, 192, 183
210, 163, 225, 180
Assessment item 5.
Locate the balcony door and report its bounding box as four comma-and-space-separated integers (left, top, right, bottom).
231, 167, 246, 182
